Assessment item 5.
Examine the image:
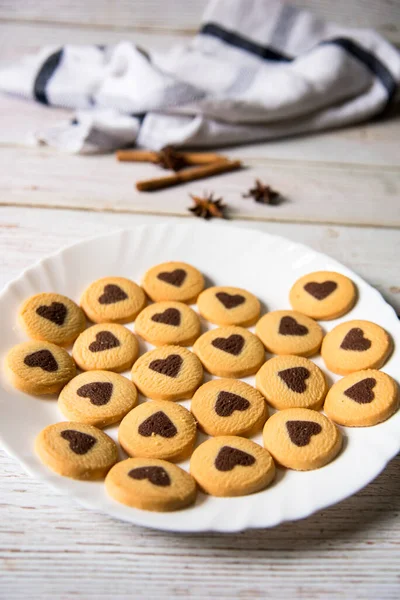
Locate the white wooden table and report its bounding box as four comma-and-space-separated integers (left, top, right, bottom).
1, 3, 399, 598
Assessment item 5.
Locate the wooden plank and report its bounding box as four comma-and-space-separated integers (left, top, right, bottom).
0, 143, 399, 228
1, 206, 399, 313
1, 0, 399, 43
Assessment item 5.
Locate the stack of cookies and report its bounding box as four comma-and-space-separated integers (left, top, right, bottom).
5, 262, 398, 512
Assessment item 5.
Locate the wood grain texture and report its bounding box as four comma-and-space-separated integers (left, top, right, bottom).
0, 206, 399, 600
1, 0, 400, 42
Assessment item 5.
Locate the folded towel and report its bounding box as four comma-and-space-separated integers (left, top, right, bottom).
1, 0, 399, 153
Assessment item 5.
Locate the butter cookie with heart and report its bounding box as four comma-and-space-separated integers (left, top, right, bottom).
289, 271, 356, 320
263, 408, 342, 471
5, 340, 76, 395
191, 379, 268, 437
256, 355, 327, 410
324, 369, 399, 427
35, 422, 118, 479
105, 457, 197, 511
72, 323, 139, 372
81, 277, 146, 324
58, 370, 138, 427
135, 301, 201, 346
19, 292, 86, 346
321, 320, 392, 375
142, 261, 204, 303
256, 310, 323, 357
119, 401, 197, 462
193, 326, 265, 378
190, 436, 275, 497
131, 345, 203, 400
197, 286, 260, 327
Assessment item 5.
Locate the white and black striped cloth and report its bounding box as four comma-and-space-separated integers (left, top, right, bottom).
1, 0, 399, 153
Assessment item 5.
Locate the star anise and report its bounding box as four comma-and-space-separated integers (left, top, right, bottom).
188, 193, 228, 220
156, 146, 188, 172
243, 179, 281, 205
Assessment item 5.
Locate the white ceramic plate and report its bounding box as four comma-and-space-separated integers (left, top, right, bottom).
1, 222, 399, 533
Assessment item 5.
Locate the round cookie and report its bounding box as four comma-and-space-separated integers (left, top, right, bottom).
18, 293, 86, 346
289, 271, 356, 320
191, 379, 268, 437
321, 320, 392, 375
131, 346, 203, 401
193, 326, 265, 378
135, 301, 201, 347
105, 457, 197, 512
255, 310, 323, 357
197, 286, 260, 327
35, 422, 118, 480
256, 355, 327, 410
263, 408, 342, 471
5, 341, 76, 395
190, 436, 275, 497
58, 370, 138, 428
72, 323, 139, 373
80, 277, 146, 324
142, 261, 204, 304
324, 369, 399, 427
119, 401, 197, 462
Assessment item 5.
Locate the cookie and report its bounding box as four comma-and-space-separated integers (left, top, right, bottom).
135, 301, 201, 347
105, 457, 197, 511
58, 370, 138, 428
263, 408, 342, 471
289, 271, 356, 320
255, 310, 323, 357
131, 345, 203, 401
5, 341, 76, 395
119, 401, 197, 462
72, 323, 139, 373
197, 286, 260, 327
193, 326, 265, 378
142, 261, 204, 304
256, 355, 327, 410
190, 436, 275, 497
80, 277, 146, 324
324, 369, 399, 427
191, 379, 268, 437
35, 422, 118, 480
321, 320, 392, 375
18, 293, 86, 346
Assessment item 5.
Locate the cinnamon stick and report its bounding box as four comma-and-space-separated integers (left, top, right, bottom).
117, 149, 226, 166
136, 160, 242, 192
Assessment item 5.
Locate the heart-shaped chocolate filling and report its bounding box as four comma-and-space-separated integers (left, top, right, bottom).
60, 429, 97, 454
24, 349, 58, 372
98, 284, 128, 305
128, 466, 171, 486
138, 411, 178, 438
216, 292, 245, 309
344, 377, 376, 404
212, 334, 245, 356
304, 281, 337, 300
149, 354, 183, 378
215, 446, 255, 471
340, 328, 371, 352
157, 269, 187, 287
77, 382, 113, 406
151, 308, 181, 327
278, 367, 310, 393
286, 420, 322, 447
36, 302, 67, 326
88, 331, 120, 352
215, 391, 250, 417
279, 316, 308, 336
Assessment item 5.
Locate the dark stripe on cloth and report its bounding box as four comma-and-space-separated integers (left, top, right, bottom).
33, 49, 63, 105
